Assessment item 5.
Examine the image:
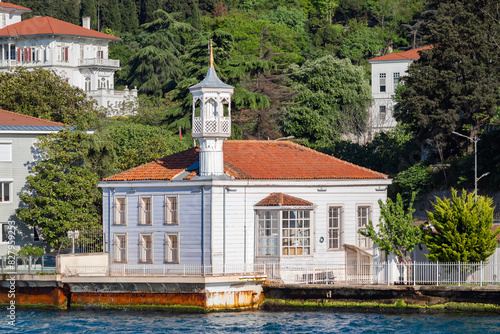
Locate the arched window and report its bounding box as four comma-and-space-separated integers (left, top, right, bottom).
85, 77, 91, 91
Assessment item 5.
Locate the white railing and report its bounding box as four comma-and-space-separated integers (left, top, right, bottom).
192, 117, 231, 135
62, 261, 500, 286
79, 58, 120, 67
66, 263, 266, 277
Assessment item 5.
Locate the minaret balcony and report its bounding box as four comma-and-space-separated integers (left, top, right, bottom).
192, 116, 231, 138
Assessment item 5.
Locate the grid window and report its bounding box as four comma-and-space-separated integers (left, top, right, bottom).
379, 105, 387, 119
139, 197, 152, 225
165, 196, 178, 225
256, 211, 279, 256
357, 206, 372, 248
393, 72, 400, 86
114, 234, 127, 263
0, 182, 10, 202
165, 233, 179, 263
114, 197, 126, 225
328, 207, 342, 249
139, 234, 153, 263
379, 73, 386, 92
282, 210, 311, 256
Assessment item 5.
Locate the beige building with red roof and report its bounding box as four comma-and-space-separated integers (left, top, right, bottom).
0, 1, 136, 116
368, 46, 432, 136
99, 49, 391, 274
0, 109, 74, 256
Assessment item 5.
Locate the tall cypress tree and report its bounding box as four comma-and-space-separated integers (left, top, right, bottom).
80, 0, 98, 30
395, 0, 500, 161
121, 0, 140, 33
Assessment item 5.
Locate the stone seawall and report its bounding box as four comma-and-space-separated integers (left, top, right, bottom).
264, 283, 500, 306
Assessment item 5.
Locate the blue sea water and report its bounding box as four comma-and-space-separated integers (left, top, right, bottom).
1, 309, 500, 333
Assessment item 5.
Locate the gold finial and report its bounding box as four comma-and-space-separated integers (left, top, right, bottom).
209, 39, 214, 69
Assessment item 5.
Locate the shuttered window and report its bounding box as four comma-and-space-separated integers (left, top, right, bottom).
165, 233, 179, 263
0, 143, 12, 162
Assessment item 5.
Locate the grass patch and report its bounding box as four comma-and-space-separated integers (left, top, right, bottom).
71, 303, 207, 313
261, 299, 500, 314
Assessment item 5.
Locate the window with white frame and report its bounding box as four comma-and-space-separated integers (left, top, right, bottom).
0, 142, 12, 162
85, 77, 91, 91
114, 197, 126, 225
357, 206, 372, 248
114, 234, 127, 263
1, 223, 10, 243
256, 211, 279, 256
393, 72, 400, 87
282, 210, 311, 255
165, 233, 179, 263
139, 234, 153, 263
256, 209, 312, 257
59, 45, 69, 62
379, 105, 387, 120
328, 206, 342, 249
379, 73, 386, 92
139, 197, 152, 225
0, 182, 11, 202
165, 196, 178, 225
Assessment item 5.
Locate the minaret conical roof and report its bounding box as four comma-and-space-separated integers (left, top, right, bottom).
189, 39, 234, 90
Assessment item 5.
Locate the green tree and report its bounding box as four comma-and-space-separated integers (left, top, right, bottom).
126, 9, 195, 95
104, 122, 190, 170
395, 0, 500, 161
283, 55, 371, 145
423, 189, 500, 262
393, 162, 433, 203
359, 193, 421, 262
16, 129, 101, 249
0, 68, 100, 127
80, 0, 98, 30
339, 20, 386, 63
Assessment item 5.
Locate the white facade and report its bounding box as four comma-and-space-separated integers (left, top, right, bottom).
369, 60, 411, 135
99, 179, 390, 268
368, 46, 431, 137
0, 111, 73, 256
0, 5, 137, 115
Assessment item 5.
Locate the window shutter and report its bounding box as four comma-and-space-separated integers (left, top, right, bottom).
64, 47, 69, 62
17, 49, 20, 61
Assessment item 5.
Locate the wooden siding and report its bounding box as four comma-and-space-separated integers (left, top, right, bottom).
104, 187, 211, 266
102, 181, 388, 267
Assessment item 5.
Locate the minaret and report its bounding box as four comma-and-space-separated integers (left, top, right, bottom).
189, 40, 234, 177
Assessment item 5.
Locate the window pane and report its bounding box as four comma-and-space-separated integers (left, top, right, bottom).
2, 224, 9, 243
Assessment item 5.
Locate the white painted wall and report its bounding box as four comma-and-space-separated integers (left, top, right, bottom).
101, 179, 390, 267
369, 59, 415, 136
0, 132, 55, 256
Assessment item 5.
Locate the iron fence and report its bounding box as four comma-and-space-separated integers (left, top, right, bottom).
0, 255, 56, 274
63, 261, 500, 286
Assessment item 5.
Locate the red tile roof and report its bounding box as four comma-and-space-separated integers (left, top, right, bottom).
0, 2, 30, 11
0, 16, 120, 40
256, 193, 313, 207
0, 109, 67, 126
369, 46, 432, 62
103, 140, 388, 182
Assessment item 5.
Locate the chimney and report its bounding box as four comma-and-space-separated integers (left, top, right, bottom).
82, 17, 90, 29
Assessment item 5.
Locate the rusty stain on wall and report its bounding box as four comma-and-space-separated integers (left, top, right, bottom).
0, 286, 68, 308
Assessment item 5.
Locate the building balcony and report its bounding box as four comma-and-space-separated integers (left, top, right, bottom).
79, 58, 120, 69
192, 117, 231, 138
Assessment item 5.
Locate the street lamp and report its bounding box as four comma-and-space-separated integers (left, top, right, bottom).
68, 230, 80, 254
452, 131, 481, 200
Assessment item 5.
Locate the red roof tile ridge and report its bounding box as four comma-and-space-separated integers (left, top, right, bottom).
0, 109, 68, 126
0, 2, 31, 11
283, 140, 388, 179
45, 17, 54, 34
369, 45, 432, 61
